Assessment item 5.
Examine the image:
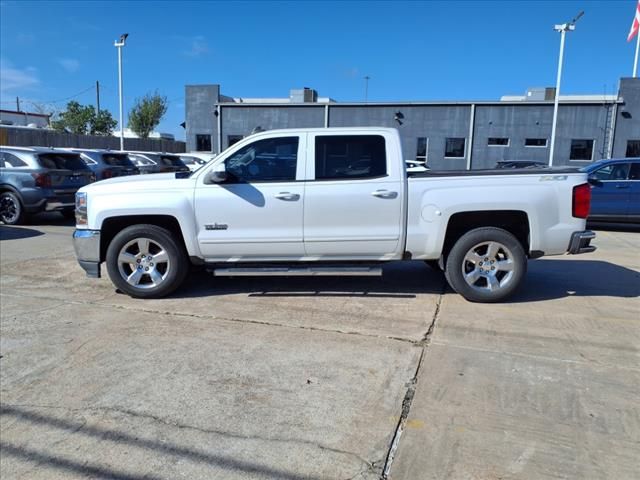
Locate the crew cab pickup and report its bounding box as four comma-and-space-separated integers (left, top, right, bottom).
73, 127, 595, 303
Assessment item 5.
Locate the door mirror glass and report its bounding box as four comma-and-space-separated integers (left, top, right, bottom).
205, 163, 227, 184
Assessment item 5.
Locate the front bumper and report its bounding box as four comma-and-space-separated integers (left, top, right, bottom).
568, 230, 596, 254
73, 229, 101, 278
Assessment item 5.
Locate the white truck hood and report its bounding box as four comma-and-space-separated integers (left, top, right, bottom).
80, 173, 195, 194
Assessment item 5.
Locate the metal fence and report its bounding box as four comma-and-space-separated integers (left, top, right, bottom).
0, 126, 186, 153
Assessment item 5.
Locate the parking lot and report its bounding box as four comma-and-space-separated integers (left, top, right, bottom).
0, 217, 638, 479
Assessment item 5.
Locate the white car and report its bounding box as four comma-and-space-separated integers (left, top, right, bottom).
73, 127, 595, 303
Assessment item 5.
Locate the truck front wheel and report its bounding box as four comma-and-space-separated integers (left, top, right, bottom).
106, 224, 189, 298
445, 227, 526, 303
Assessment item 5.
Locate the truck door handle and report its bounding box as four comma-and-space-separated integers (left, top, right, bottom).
615, 184, 630, 189
371, 190, 398, 199
275, 192, 300, 201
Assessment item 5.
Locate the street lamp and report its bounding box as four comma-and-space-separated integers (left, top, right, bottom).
114, 33, 129, 151
548, 12, 583, 166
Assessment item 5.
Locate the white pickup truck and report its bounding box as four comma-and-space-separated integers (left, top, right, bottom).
73, 127, 595, 302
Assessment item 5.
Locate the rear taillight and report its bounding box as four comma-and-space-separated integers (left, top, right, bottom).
102, 169, 114, 179
572, 183, 591, 219
31, 173, 52, 188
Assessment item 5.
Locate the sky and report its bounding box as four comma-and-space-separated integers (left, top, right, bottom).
1, 0, 638, 140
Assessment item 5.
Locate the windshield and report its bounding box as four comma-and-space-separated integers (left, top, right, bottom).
37, 153, 88, 170
579, 161, 607, 173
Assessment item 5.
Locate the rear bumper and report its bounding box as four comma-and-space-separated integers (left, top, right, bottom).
568, 230, 596, 254
73, 229, 101, 278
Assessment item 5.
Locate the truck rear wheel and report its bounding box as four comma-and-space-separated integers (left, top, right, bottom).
106, 224, 189, 298
445, 227, 526, 303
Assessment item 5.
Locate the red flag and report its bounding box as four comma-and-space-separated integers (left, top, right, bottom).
629, 0, 640, 42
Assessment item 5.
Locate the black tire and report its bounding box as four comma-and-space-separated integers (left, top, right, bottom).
106, 224, 189, 298
444, 227, 527, 303
0, 191, 24, 225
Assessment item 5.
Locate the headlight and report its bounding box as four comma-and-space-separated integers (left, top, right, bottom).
75, 191, 88, 226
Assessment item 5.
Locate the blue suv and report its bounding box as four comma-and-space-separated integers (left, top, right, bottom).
581, 158, 640, 224
0, 146, 95, 225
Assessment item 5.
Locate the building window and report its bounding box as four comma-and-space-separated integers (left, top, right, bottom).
487, 137, 509, 146
569, 139, 594, 161
315, 135, 387, 180
626, 140, 640, 158
195, 134, 212, 152
444, 138, 465, 158
416, 137, 428, 162
227, 135, 243, 148
525, 138, 547, 147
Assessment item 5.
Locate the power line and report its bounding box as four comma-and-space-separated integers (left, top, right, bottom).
0, 85, 96, 106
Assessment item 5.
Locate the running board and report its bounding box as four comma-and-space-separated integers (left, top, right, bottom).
212, 266, 382, 277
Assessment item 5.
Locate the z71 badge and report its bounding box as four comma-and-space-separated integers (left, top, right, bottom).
205, 223, 228, 230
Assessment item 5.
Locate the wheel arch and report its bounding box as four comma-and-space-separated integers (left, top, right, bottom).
442, 210, 530, 261
100, 215, 189, 262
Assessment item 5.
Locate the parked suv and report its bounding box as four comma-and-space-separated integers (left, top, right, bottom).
581, 158, 640, 224
0, 146, 95, 224
65, 148, 139, 180
127, 152, 189, 174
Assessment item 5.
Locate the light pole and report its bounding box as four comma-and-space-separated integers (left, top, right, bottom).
114, 33, 128, 151
364, 75, 370, 103
548, 12, 583, 166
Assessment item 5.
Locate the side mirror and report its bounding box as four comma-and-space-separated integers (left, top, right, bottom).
587, 175, 602, 187
204, 163, 227, 184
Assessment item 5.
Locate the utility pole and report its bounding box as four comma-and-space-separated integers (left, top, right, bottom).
16, 96, 20, 112
96, 80, 101, 115
364, 76, 370, 103
549, 11, 583, 167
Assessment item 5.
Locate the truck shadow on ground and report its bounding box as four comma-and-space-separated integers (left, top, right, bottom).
0, 225, 44, 241
174, 259, 639, 303
177, 261, 445, 299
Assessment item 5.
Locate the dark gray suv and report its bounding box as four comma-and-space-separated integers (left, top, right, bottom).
0, 146, 95, 225
65, 148, 140, 180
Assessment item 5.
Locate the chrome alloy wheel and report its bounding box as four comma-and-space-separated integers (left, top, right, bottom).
461, 241, 515, 293
117, 237, 171, 289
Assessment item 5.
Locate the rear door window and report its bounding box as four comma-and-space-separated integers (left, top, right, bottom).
37, 153, 88, 170
314, 135, 386, 180
2, 152, 28, 167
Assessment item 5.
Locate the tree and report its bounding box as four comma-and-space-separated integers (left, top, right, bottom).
128, 92, 168, 138
91, 110, 118, 136
51, 101, 117, 136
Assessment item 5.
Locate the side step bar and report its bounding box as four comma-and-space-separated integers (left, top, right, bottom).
212, 266, 382, 277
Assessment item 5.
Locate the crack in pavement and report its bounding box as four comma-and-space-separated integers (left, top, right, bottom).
380, 281, 445, 479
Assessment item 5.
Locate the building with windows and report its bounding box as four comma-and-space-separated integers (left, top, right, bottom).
185, 78, 640, 169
